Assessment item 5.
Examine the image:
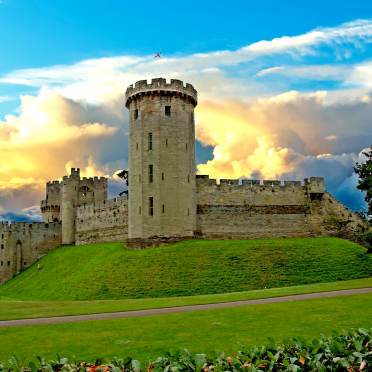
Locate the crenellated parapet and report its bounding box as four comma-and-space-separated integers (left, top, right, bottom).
196, 175, 308, 190
125, 78, 197, 108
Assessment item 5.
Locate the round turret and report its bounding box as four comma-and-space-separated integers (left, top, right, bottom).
126, 78, 197, 243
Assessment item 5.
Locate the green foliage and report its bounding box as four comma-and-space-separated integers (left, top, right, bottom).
0, 238, 371, 300
355, 145, 372, 216
0, 328, 370, 371
362, 231, 372, 253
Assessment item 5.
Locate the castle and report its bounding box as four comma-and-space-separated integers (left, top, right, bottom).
0, 78, 368, 283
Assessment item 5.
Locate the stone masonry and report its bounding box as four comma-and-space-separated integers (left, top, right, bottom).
0, 77, 369, 283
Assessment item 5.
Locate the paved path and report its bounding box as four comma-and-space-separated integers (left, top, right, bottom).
1, 287, 371, 328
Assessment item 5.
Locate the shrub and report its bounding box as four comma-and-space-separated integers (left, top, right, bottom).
362, 231, 372, 253
0, 328, 371, 371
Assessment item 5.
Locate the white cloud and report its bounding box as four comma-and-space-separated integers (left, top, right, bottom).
0, 19, 371, 212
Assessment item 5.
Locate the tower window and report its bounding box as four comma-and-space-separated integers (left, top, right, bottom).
2, 234, 4, 239
186, 143, 188, 151
149, 197, 154, 216
1, 244, 3, 249
7, 261, 10, 266
187, 175, 190, 183
136, 142, 139, 151
139, 174, 141, 183
139, 206, 141, 215
149, 164, 153, 183
165, 106, 171, 116
162, 172, 164, 181
165, 139, 168, 147
148, 132, 153, 150
188, 208, 190, 216
162, 204, 165, 213
0, 261, 2, 266
134, 109, 139, 120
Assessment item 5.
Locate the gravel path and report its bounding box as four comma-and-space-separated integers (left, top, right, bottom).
1, 287, 371, 328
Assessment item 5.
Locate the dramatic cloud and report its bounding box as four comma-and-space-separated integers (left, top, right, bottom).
1, 19, 372, 215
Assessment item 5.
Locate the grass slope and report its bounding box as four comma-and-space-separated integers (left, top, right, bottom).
0, 278, 372, 320
0, 237, 370, 301
0, 294, 371, 363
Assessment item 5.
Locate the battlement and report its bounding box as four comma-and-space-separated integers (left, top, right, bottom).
0, 221, 61, 233
196, 175, 324, 192
125, 78, 197, 108
46, 180, 61, 186
62, 173, 107, 186
80, 176, 108, 186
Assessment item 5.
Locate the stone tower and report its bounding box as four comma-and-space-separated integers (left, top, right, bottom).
60, 168, 108, 245
61, 168, 81, 244
125, 78, 198, 244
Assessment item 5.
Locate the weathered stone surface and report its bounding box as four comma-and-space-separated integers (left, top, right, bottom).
76, 196, 128, 245
0, 222, 61, 283
126, 78, 197, 241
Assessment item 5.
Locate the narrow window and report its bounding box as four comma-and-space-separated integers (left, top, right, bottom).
162, 204, 165, 213
161, 172, 164, 181
136, 142, 139, 151
0, 261, 2, 266
7, 261, 10, 266
149, 197, 154, 216
23, 262, 27, 266
134, 109, 139, 120
165, 139, 168, 147
186, 143, 188, 151
165, 106, 171, 116
1, 234, 3, 239
188, 208, 190, 216
139, 174, 141, 183
149, 164, 153, 183
1, 244, 3, 249
139, 206, 141, 215
148, 132, 153, 150
187, 175, 190, 183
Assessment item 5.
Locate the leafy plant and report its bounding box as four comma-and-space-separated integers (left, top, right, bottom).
0, 328, 370, 371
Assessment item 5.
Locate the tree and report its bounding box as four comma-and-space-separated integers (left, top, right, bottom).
354, 145, 372, 217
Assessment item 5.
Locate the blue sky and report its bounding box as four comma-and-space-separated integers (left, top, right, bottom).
0, 0, 372, 218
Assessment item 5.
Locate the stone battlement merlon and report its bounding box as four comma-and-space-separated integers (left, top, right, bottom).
196, 175, 324, 192
80, 177, 108, 185
0, 221, 61, 233
125, 78, 197, 108
46, 180, 61, 186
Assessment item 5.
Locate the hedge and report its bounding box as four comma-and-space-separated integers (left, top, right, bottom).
0, 328, 371, 371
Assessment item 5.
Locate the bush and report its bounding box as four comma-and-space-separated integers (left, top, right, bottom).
362, 231, 372, 253
0, 328, 371, 371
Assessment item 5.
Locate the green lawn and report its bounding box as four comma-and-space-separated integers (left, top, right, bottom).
0, 293, 371, 364
0, 278, 371, 320
0, 237, 370, 301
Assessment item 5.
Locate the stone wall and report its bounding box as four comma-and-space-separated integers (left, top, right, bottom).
0, 221, 61, 283
75, 196, 128, 245
195, 176, 313, 239
195, 175, 367, 240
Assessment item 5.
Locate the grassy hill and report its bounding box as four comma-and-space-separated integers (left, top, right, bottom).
0, 237, 370, 301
